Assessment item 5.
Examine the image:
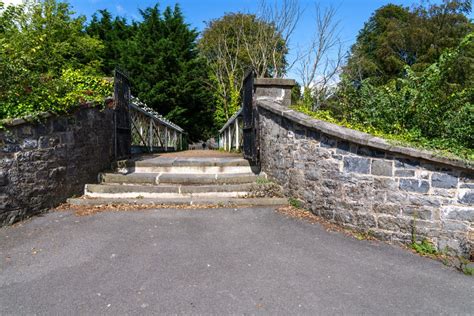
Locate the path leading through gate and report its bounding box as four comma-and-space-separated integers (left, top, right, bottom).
67, 150, 285, 207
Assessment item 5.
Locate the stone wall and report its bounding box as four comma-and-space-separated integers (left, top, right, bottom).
0, 107, 115, 226
258, 100, 474, 257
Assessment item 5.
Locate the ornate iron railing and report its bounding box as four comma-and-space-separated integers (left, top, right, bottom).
130, 97, 185, 153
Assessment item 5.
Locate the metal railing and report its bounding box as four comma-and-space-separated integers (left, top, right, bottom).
218, 108, 243, 151
130, 97, 185, 153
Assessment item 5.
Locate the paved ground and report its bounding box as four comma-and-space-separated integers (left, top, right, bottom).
0, 207, 472, 314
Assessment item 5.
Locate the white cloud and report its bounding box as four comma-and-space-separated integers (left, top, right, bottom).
116, 4, 124, 13
2, 0, 24, 6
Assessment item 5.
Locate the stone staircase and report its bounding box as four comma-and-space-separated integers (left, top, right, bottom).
67, 155, 287, 207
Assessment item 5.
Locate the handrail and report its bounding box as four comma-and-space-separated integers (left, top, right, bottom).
130, 98, 184, 133
129, 97, 185, 152
218, 108, 243, 151
218, 108, 242, 134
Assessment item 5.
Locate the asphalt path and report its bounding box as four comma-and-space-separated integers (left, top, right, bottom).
0, 207, 473, 314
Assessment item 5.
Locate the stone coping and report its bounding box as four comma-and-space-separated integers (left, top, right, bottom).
254, 78, 296, 87
1, 112, 54, 128
257, 100, 474, 171
0, 101, 99, 128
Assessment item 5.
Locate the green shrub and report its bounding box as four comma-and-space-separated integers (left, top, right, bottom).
411, 239, 438, 256
0, 69, 112, 122
295, 33, 474, 161
0, 0, 110, 123
288, 198, 303, 209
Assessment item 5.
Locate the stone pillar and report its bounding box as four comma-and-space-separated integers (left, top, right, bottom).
254, 78, 296, 107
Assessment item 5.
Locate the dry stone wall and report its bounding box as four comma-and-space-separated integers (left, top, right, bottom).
0, 107, 115, 226
258, 101, 474, 257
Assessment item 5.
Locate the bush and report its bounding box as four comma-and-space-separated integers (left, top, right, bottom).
0, 69, 112, 122
296, 33, 474, 161
0, 0, 110, 123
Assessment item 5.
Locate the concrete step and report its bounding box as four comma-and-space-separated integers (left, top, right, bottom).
158, 173, 258, 185
100, 173, 260, 185
67, 196, 288, 207
85, 183, 254, 198
122, 157, 254, 174
100, 173, 157, 185
85, 155, 276, 207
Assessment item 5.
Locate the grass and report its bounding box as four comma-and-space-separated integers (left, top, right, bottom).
218, 148, 241, 154
463, 266, 474, 276
411, 239, 438, 256
255, 177, 272, 185
288, 197, 303, 209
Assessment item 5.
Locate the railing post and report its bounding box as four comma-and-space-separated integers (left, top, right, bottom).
222, 132, 225, 150
173, 130, 177, 151
139, 124, 144, 146
165, 127, 168, 152
222, 129, 227, 150
227, 127, 231, 151
223, 131, 226, 151
224, 129, 227, 151
157, 124, 161, 148
235, 117, 239, 151
149, 118, 153, 152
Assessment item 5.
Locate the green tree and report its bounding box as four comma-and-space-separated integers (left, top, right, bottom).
1, 0, 103, 75
300, 1, 474, 159
199, 13, 287, 127
0, 0, 109, 120
343, 0, 473, 85
86, 9, 132, 75
326, 32, 474, 159
119, 4, 215, 140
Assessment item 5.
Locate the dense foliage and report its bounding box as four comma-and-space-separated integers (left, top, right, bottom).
296, 1, 473, 161
344, 0, 473, 85
86, 10, 132, 76
1, 1, 215, 140
0, 0, 111, 121
86, 6, 215, 140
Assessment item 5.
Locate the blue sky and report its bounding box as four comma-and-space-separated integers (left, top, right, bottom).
69, 1, 421, 46
5, 0, 472, 79
63, 0, 472, 79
